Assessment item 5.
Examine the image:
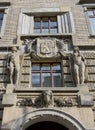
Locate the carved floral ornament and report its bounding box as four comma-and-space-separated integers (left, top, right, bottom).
23, 38, 67, 59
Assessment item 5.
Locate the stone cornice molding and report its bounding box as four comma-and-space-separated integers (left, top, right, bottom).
79, 0, 95, 4
0, 0, 11, 5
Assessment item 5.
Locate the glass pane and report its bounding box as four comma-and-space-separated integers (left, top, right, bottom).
89, 18, 95, 33
34, 29, 40, 33
42, 73, 52, 87
32, 73, 40, 87
52, 64, 61, 70
42, 28, 48, 33
53, 73, 61, 87
32, 64, 40, 70
88, 11, 94, 16
34, 17, 41, 28
50, 17, 57, 27
0, 26, 1, 32
34, 22, 41, 28
41, 64, 50, 70
42, 17, 49, 27
50, 28, 57, 33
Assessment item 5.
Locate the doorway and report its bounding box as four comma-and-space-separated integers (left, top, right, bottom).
25, 121, 69, 130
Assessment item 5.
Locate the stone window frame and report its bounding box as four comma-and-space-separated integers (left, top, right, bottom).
17, 7, 75, 36
31, 62, 63, 87
83, 4, 95, 36
0, 6, 9, 38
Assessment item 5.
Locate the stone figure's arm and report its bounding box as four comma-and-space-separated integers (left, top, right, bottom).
6, 54, 11, 69
81, 55, 86, 64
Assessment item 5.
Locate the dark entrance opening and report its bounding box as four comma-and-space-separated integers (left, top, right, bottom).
26, 121, 69, 130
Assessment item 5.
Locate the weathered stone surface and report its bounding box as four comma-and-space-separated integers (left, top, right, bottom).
63, 67, 70, 74
23, 60, 31, 66
2, 94, 17, 106
87, 60, 95, 66
88, 75, 95, 81
20, 75, 30, 81
61, 60, 69, 66
21, 67, 30, 74
64, 75, 73, 82
83, 53, 95, 59
79, 94, 94, 106
88, 67, 95, 74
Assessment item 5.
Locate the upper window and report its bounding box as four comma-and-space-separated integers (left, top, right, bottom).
18, 11, 75, 35
87, 8, 95, 34
0, 9, 4, 32
31, 63, 62, 87
34, 16, 58, 34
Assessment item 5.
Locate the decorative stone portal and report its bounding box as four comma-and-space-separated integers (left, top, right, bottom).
11, 109, 85, 130
25, 121, 69, 130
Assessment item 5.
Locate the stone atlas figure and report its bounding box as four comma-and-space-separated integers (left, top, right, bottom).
7, 47, 22, 86
72, 47, 87, 86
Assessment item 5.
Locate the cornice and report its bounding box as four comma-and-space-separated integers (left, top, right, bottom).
79, 0, 95, 4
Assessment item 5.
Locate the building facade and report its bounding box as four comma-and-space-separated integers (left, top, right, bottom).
0, 0, 95, 130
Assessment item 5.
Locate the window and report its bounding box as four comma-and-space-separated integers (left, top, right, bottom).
34, 16, 58, 34
18, 11, 75, 35
0, 9, 5, 32
87, 8, 95, 34
31, 63, 62, 87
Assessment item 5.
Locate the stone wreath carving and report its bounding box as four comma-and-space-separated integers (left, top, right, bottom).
16, 98, 33, 106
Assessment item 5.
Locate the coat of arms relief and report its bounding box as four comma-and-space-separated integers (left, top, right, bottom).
23, 37, 66, 59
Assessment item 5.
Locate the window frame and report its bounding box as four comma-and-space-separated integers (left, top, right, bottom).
83, 4, 95, 36
17, 8, 75, 36
31, 62, 63, 88
0, 7, 8, 37
34, 16, 58, 34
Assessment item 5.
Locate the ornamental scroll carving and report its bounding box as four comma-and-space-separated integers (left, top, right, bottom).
23, 38, 67, 59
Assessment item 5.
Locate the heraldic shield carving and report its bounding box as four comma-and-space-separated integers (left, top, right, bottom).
37, 38, 59, 58
24, 37, 65, 59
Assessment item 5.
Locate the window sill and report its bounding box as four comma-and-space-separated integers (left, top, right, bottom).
15, 87, 80, 92
20, 33, 74, 38
89, 34, 95, 37
79, 0, 95, 4
0, 0, 10, 5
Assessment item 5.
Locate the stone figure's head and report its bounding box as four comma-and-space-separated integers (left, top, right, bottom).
42, 90, 53, 106
11, 47, 17, 52
73, 47, 80, 54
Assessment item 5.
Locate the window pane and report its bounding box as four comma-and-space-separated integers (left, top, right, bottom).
42, 17, 49, 28
89, 18, 95, 33
34, 17, 41, 28
88, 11, 94, 16
0, 13, 4, 31
53, 73, 61, 87
0, 14, 4, 20
32, 64, 40, 70
50, 28, 57, 33
41, 64, 50, 70
34, 29, 40, 33
42, 73, 52, 87
52, 64, 61, 70
32, 73, 40, 87
50, 17, 57, 27
42, 28, 49, 33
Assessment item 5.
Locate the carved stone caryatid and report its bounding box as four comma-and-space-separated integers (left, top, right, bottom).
72, 47, 88, 86
6, 47, 23, 86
